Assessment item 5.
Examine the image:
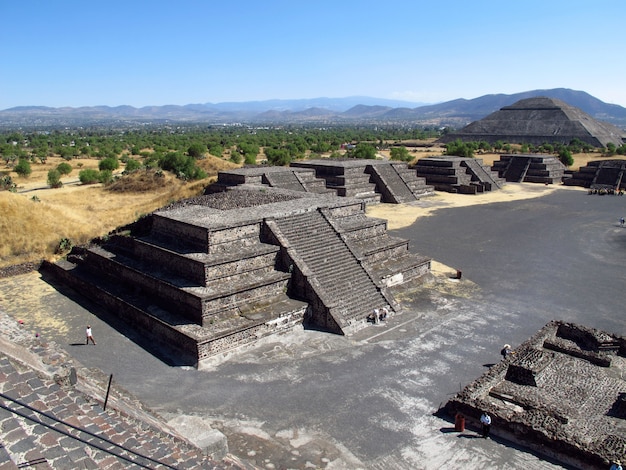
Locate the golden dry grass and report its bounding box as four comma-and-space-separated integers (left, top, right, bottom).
0, 155, 238, 268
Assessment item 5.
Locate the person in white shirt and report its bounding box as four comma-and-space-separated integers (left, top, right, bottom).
480, 412, 492, 438
85, 325, 97, 345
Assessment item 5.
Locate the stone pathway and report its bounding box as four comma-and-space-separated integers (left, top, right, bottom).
0, 310, 246, 469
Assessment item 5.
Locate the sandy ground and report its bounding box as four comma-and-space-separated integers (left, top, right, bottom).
367, 182, 583, 230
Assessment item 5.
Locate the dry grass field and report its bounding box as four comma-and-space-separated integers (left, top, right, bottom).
0, 155, 237, 268
1, 147, 621, 269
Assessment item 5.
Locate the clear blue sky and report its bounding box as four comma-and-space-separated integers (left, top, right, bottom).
2, 0, 625, 110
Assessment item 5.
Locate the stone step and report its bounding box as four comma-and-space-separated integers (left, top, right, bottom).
0, 355, 215, 469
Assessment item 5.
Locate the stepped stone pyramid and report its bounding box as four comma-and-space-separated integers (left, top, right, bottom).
214, 159, 435, 204
564, 159, 626, 190
46, 185, 431, 366
415, 156, 506, 193
439, 97, 625, 148
491, 154, 566, 184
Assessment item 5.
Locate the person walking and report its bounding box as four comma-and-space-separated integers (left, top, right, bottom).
85, 325, 96, 345
620, 217, 624, 227
610, 460, 622, 470
480, 411, 492, 438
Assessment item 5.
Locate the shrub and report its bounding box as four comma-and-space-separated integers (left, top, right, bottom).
56, 162, 72, 175
390, 146, 412, 162
78, 168, 100, 184
159, 152, 206, 180
56, 237, 73, 254
47, 169, 63, 188
1, 175, 16, 192
124, 158, 141, 173
98, 170, 113, 184
14, 158, 32, 177
558, 148, 574, 166
99, 157, 119, 171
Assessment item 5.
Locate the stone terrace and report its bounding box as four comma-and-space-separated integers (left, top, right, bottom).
415, 156, 505, 193
0, 310, 242, 469
443, 321, 626, 470
491, 154, 566, 184
564, 159, 626, 190
47, 186, 431, 366
214, 159, 435, 204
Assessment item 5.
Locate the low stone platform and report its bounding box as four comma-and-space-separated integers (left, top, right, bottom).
443, 321, 626, 469
491, 154, 566, 184
415, 156, 505, 193
564, 159, 626, 190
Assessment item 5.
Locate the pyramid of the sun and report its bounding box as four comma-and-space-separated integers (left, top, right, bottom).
439, 97, 624, 148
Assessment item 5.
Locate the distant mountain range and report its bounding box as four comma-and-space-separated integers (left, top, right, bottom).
2, 89, 626, 129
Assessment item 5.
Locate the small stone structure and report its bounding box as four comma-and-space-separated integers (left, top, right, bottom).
443, 321, 626, 469
214, 159, 435, 204
564, 159, 626, 190
491, 154, 566, 184
45, 186, 431, 367
414, 156, 505, 193
439, 97, 625, 148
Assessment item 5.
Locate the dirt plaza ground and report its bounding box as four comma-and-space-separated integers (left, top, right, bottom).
1, 183, 625, 469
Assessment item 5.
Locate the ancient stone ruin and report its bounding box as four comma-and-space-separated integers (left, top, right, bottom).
45, 185, 431, 367
213, 159, 435, 203
439, 97, 625, 148
564, 159, 626, 190
443, 321, 626, 469
414, 156, 505, 193
491, 154, 566, 184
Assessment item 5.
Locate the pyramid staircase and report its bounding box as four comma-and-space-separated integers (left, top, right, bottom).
0, 352, 236, 469
502, 156, 530, 182
462, 158, 505, 189
367, 164, 420, 203
415, 157, 504, 193
269, 210, 393, 334
492, 154, 566, 184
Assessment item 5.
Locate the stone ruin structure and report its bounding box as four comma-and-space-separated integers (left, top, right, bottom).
414, 156, 506, 193
45, 185, 431, 367
213, 159, 435, 203
564, 159, 626, 191
491, 154, 567, 184
443, 321, 626, 469
439, 96, 625, 148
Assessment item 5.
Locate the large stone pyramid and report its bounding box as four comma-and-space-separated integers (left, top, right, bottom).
439, 97, 624, 148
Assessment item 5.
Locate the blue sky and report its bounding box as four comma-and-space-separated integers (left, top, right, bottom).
2, 0, 625, 109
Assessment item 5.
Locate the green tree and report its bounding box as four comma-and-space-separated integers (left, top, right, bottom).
57, 162, 72, 175
14, 158, 32, 177
445, 139, 474, 158
99, 157, 119, 171
47, 169, 63, 188
187, 143, 206, 159
124, 158, 141, 173
99, 170, 114, 184
390, 146, 411, 162
350, 142, 376, 159
558, 148, 574, 166
79, 169, 101, 184
606, 142, 616, 156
